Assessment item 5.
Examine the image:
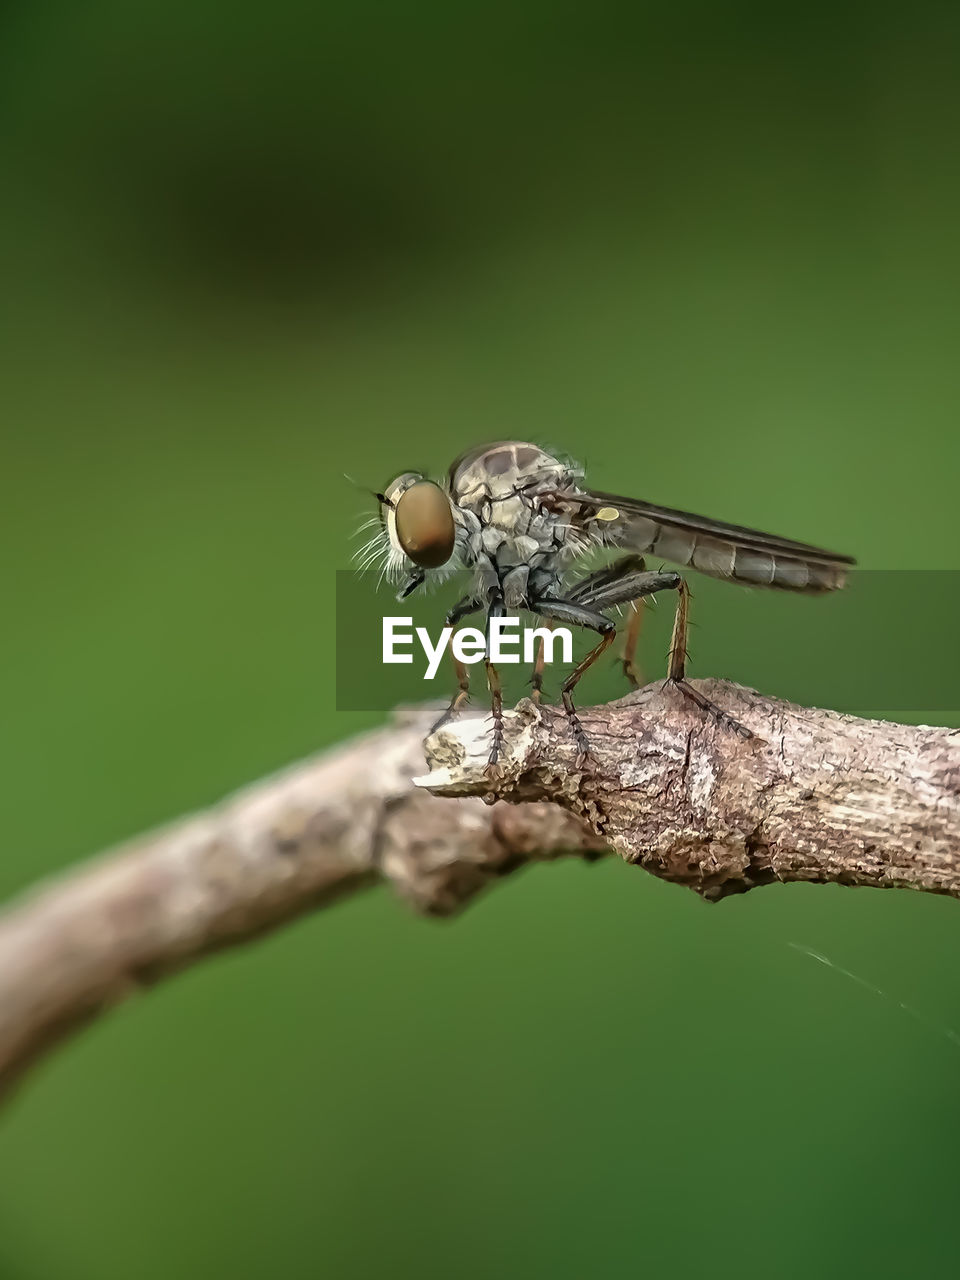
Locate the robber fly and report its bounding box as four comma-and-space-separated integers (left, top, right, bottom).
361, 441, 855, 766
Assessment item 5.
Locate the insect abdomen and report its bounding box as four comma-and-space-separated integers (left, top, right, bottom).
656, 527, 847, 592
609, 514, 848, 592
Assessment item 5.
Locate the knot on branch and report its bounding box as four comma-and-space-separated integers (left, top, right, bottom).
0, 680, 957, 1105
415, 680, 774, 900
414, 679, 960, 902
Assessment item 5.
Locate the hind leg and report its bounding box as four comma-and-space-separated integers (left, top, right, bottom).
527, 597, 617, 764
664, 579, 752, 739
430, 595, 482, 735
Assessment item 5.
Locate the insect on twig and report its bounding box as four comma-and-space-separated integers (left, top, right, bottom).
358, 443, 855, 771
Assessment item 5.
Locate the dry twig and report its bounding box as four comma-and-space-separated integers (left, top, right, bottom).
1, 680, 958, 1103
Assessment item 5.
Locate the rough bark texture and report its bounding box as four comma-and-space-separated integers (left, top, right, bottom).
420, 681, 960, 899
0, 680, 958, 1104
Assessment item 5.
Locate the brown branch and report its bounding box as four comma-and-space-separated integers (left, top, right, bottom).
420, 681, 960, 899
0, 680, 958, 1103
0, 707, 604, 1104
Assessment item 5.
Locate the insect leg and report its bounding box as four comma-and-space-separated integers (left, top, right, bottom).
528, 596, 617, 765
397, 571, 425, 600
621, 600, 645, 688
529, 620, 554, 704
429, 595, 483, 735
523, 559, 645, 708
568, 567, 681, 612
666, 575, 690, 681
566, 569, 752, 739
567, 554, 648, 604
568, 557, 662, 689
485, 588, 506, 768
662, 580, 752, 738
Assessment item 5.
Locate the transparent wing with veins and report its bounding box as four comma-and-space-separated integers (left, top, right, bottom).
557, 486, 856, 593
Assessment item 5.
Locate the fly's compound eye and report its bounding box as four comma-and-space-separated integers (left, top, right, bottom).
394, 480, 455, 569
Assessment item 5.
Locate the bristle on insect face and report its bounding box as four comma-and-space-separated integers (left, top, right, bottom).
352, 524, 391, 575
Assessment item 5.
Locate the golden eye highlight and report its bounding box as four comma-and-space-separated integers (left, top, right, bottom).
394, 480, 455, 568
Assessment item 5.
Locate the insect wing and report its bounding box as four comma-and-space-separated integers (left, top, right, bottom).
569, 488, 856, 591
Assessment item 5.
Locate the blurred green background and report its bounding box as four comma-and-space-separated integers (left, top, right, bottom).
2, 2, 960, 1277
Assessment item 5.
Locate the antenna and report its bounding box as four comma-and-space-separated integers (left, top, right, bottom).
343, 473, 394, 509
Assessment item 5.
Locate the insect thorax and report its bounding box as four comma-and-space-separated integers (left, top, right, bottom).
448, 442, 586, 607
